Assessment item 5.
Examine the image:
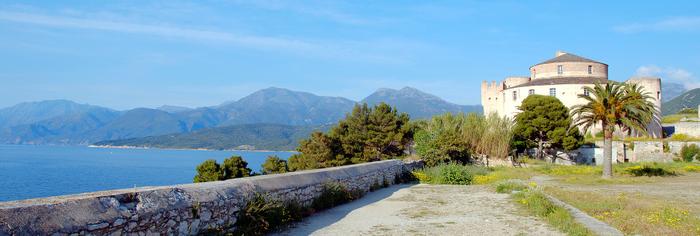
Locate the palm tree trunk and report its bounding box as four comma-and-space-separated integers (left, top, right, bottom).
602, 127, 613, 179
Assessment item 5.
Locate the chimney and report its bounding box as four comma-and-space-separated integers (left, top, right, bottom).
555, 50, 567, 57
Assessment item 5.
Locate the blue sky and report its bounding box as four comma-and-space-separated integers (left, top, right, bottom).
1, 1, 699, 110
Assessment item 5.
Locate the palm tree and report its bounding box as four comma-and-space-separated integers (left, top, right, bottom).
570, 82, 658, 178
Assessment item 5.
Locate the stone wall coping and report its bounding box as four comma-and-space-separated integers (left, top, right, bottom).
0, 159, 404, 209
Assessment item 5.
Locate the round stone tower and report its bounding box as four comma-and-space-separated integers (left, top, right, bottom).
529, 51, 608, 80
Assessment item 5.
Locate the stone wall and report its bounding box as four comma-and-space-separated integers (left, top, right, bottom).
571, 141, 700, 164
669, 121, 700, 137
0, 160, 422, 235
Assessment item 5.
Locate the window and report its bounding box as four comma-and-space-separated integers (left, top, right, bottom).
512, 91, 517, 100
557, 65, 563, 75
528, 89, 535, 95
549, 88, 556, 97
657, 91, 660, 100
583, 88, 590, 96
588, 65, 592, 74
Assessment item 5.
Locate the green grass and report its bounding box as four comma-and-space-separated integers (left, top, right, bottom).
546, 187, 700, 236
511, 188, 592, 236
661, 113, 697, 124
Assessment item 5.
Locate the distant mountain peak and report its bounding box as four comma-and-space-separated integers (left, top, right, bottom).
156, 105, 192, 113
362, 86, 480, 119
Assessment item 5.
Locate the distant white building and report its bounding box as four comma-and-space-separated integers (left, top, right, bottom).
481, 51, 662, 138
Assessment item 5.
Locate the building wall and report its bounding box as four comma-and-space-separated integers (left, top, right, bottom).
626, 77, 663, 138
0, 160, 423, 235
530, 62, 608, 80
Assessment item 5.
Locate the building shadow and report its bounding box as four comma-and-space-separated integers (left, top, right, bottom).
273, 183, 416, 236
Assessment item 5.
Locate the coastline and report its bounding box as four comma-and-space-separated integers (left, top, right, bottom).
88, 144, 297, 153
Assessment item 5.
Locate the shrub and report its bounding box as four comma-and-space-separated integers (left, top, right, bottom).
222, 156, 252, 179
683, 165, 700, 172
679, 144, 700, 162
261, 155, 288, 174
623, 165, 675, 177
311, 182, 358, 211
234, 194, 303, 236
193, 159, 222, 183
413, 163, 489, 185
669, 133, 700, 142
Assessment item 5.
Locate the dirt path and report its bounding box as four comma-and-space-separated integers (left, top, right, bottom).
275, 184, 562, 236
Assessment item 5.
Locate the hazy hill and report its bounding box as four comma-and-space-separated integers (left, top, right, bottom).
0, 100, 118, 129
662, 82, 687, 102
94, 123, 330, 151
662, 88, 700, 115
156, 105, 192, 113
362, 87, 481, 119
218, 87, 356, 126
0, 86, 481, 147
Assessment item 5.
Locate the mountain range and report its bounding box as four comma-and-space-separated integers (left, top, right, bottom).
0, 87, 481, 147
662, 88, 700, 115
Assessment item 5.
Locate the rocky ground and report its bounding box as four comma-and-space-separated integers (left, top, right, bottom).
275, 184, 562, 236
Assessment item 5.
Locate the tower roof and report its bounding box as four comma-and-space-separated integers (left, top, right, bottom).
532, 52, 606, 67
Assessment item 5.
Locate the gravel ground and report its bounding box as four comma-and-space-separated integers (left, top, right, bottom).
275, 184, 562, 236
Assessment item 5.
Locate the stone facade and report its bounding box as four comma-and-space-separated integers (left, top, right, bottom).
481, 51, 663, 138
0, 160, 423, 235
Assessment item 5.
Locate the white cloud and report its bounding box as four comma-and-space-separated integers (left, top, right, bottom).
614, 16, 700, 33
0, 10, 416, 64
226, 0, 375, 25
635, 65, 700, 89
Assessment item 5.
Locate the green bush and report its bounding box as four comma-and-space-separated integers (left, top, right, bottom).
193, 159, 222, 183
261, 155, 288, 174
311, 182, 360, 211
623, 164, 675, 177
222, 156, 252, 179
680, 144, 700, 162
234, 194, 304, 236
414, 163, 489, 185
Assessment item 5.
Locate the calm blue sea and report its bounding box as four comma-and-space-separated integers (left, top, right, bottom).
0, 145, 293, 202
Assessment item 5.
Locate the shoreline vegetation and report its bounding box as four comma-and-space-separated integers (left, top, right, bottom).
87, 144, 297, 153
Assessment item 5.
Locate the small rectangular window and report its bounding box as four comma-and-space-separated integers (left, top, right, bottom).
512, 91, 517, 100
549, 88, 556, 97
584, 88, 590, 96
588, 65, 592, 74
557, 65, 563, 75
528, 89, 535, 95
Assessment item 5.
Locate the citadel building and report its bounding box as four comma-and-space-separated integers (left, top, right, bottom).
481, 51, 662, 137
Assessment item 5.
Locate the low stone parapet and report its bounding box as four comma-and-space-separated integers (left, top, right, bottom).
0, 159, 422, 235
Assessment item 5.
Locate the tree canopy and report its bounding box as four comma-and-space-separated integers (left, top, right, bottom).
261, 155, 288, 174
292, 103, 413, 170
193, 155, 252, 183
513, 95, 583, 160
571, 82, 658, 178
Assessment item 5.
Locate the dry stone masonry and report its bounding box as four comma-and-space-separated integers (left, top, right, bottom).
0, 160, 422, 235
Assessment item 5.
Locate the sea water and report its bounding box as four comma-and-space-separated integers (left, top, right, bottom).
0, 145, 293, 202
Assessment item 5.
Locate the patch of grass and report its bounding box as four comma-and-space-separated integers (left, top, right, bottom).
546, 187, 700, 236
669, 133, 700, 142
534, 164, 601, 176
473, 166, 536, 185
511, 188, 592, 236
412, 163, 489, 185
661, 114, 697, 124
494, 180, 528, 193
